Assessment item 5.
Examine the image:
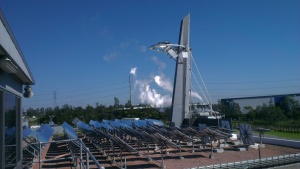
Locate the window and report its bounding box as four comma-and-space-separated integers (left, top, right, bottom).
3, 91, 20, 169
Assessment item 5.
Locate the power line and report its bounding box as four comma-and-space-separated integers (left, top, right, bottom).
192, 85, 300, 91
23, 86, 129, 103
204, 79, 300, 85
23, 91, 129, 109
24, 83, 126, 102
30, 81, 128, 97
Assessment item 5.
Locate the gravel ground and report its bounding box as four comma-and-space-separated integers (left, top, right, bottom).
163, 144, 300, 169
111, 142, 300, 169
41, 136, 300, 169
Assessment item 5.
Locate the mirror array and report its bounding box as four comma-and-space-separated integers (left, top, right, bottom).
22, 124, 54, 168
65, 118, 255, 168
21, 118, 263, 169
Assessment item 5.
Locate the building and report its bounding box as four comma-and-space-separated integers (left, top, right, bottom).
0, 9, 35, 169
221, 93, 300, 112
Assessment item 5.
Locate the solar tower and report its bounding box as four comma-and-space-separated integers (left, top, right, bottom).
150, 13, 191, 127
171, 13, 191, 127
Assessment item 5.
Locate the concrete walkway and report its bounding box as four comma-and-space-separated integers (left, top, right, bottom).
253, 136, 300, 148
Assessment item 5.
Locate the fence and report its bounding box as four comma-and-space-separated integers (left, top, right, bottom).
187, 153, 300, 169
232, 123, 300, 133
254, 125, 300, 133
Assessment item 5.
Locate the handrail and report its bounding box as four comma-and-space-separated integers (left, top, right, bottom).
29, 138, 78, 145
22, 137, 105, 169
78, 139, 105, 169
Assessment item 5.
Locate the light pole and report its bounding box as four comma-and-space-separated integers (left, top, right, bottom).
149, 41, 187, 60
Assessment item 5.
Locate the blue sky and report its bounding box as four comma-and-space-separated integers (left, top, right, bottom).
1, 0, 299, 110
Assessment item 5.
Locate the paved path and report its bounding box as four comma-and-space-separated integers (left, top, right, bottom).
253, 136, 300, 148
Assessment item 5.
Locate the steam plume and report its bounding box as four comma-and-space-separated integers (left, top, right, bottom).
190, 91, 203, 102
154, 75, 173, 92
135, 79, 172, 107
130, 67, 137, 76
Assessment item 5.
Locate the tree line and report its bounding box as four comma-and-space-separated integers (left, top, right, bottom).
25, 96, 300, 127
25, 101, 171, 126
218, 96, 300, 125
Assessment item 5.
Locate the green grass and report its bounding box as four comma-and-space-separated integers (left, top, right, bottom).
262, 131, 300, 140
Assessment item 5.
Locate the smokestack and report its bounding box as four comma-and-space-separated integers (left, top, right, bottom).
129, 75, 132, 106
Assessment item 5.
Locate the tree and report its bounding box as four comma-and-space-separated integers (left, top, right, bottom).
243, 106, 254, 114
255, 103, 286, 124
60, 104, 74, 124
232, 102, 243, 120
95, 104, 107, 121
243, 106, 255, 122
52, 106, 62, 124
37, 116, 49, 125
85, 104, 96, 122
217, 100, 230, 118
125, 100, 132, 108
280, 96, 300, 120
114, 97, 120, 108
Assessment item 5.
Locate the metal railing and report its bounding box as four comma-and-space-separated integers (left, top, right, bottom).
23, 138, 105, 169
77, 138, 105, 169
187, 153, 300, 169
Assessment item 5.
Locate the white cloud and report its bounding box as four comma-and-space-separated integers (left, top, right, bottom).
103, 52, 117, 62
103, 40, 147, 63
100, 26, 111, 36
139, 45, 147, 52
151, 56, 166, 69
120, 40, 147, 53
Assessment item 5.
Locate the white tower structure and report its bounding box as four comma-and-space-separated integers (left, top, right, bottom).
150, 13, 191, 127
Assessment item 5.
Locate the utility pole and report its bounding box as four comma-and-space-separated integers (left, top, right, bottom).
129, 76, 132, 106
53, 91, 57, 108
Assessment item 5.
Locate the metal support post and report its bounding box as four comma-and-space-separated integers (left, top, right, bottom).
80, 139, 82, 169
192, 141, 195, 153
209, 140, 214, 159
86, 148, 89, 169
39, 142, 42, 169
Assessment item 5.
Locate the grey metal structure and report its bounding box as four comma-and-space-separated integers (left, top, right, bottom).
150, 14, 192, 127
171, 13, 191, 127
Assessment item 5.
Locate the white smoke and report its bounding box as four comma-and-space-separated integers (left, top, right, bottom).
135, 79, 172, 107
131, 65, 172, 107
154, 75, 173, 92
130, 66, 203, 107
190, 91, 203, 102
130, 67, 137, 76
131, 54, 205, 107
